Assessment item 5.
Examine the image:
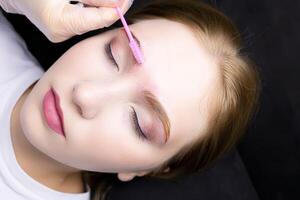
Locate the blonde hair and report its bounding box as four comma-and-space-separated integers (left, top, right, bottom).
83, 0, 261, 199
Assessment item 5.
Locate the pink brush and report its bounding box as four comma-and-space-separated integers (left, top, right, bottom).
115, 7, 144, 64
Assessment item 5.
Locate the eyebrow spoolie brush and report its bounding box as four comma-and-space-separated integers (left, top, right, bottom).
115, 7, 144, 65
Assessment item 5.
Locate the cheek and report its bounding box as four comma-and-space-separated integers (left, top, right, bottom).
74, 106, 157, 172
65, 106, 131, 171
49, 40, 112, 82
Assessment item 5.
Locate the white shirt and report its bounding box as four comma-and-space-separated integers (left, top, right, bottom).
0, 11, 91, 200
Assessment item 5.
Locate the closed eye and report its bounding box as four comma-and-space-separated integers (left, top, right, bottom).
105, 41, 119, 71
130, 106, 147, 141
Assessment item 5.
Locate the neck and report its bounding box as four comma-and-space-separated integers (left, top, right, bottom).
10, 82, 86, 193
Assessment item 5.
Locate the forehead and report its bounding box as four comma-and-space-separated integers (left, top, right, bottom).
127, 19, 220, 150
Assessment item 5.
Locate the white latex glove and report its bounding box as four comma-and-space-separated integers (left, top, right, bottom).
0, 0, 134, 42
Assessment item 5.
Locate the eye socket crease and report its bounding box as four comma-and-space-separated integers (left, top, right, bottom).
105, 29, 141, 72
119, 28, 142, 48
120, 28, 144, 63
131, 31, 141, 48
105, 41, 119, 71
142, 90, 171, 144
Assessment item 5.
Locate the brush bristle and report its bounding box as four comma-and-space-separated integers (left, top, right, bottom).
129, 41, 144, 64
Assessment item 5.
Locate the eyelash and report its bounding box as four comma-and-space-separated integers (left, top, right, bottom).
105, 41, 119, 71
130, 106, 147, 140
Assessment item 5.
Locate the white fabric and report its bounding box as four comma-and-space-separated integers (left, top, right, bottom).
0, 12, 91, 200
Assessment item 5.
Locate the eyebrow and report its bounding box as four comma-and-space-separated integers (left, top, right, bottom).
142, 90, 171, 144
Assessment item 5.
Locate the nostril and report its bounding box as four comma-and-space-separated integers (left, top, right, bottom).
72, 98, 83, 116
71, 81, 99, 119
72, 97, 83, 116
72, 85, 87, 117
76, 104, 83, 116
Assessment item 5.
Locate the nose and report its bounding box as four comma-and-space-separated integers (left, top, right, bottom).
72, 79, 133, 119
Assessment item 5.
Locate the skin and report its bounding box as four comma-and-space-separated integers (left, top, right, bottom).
10, 19, 220, 193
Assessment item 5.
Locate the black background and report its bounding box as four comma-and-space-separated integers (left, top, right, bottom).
2, 0, 299, 199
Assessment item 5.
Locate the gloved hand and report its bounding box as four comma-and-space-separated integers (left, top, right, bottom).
0, 0, 133, 42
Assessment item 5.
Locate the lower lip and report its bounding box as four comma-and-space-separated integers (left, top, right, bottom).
42, 88, 65, 137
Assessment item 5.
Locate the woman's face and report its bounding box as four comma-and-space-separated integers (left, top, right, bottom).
20, 19, 220, 177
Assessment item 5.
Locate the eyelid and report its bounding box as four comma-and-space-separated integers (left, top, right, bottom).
105, 40, 119, 71
119, 28, 143, 65
130, 106, 147, 141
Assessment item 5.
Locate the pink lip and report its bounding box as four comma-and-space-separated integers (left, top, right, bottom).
42, 87, 65, 137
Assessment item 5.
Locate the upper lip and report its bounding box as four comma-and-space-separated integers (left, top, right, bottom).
51, 87, 65, 137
